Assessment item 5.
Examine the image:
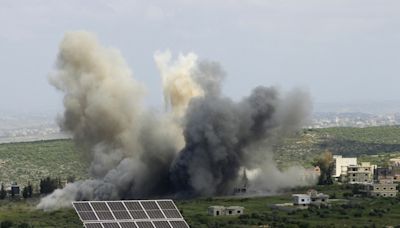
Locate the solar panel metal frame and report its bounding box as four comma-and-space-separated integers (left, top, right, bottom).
101, 222, 121, 228
73, 201, 100, 222
73, 200, 188, 228
84, 223, 103, 228
83, 221, 189, 228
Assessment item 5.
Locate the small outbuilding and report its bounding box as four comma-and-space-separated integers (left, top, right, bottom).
308, 189, 329, 205
208, 206, 225, 216
208, 206, 245, 216
225, 206, 244, 216
292, 194, 311, 206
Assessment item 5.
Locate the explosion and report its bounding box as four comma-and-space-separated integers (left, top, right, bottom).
38, 31, 317, 210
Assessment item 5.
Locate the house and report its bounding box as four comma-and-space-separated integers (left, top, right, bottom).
302, 166, 321, 182
292, 194, 311, 206
272, 190, 330, 211
332, 155, 357, 180
365, 182, 398, 197
208, 206, 225, 216
308, 190, 329, 205
208, 206, 245, 216
346, 162, 374, 184
225, 206, 244, 216
292, 190, 329, 208
313, 166, 321, 175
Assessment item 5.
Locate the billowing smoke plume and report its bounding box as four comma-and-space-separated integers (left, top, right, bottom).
39, 31, 181, 210
38, 31, 317, 211
154, 51, 203, 117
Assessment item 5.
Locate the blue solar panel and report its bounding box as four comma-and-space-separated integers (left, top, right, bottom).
72, 200, 188, 228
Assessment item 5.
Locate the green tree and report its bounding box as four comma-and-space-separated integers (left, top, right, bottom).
0, 220, 13, 228
67, 175, 75, 183
17, 223, 32, 228
22, 186, 28, 199
40, 177, 58, 195
27, 182, 33, 197
0, 184, 6, 199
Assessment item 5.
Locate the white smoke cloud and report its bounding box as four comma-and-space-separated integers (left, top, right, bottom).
154, 50, 204, 117
38, 31, 181, 210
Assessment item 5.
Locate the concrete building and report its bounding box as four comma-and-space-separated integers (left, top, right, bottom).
292, 194, 311, 206
208, 206, 244, 216
208, 206, 225, 216
332, 155, 357, 179
346, 162, 374, 184
308, 190, 329, 206
374, 167, 393, 183
292, 190, 329, 208
365, 182, 398, 197
302, 166, 321, 183
225, 206, 244, 216
374, 165, 400, 183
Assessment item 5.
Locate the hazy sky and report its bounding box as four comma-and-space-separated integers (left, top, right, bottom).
1, 0, 399, 115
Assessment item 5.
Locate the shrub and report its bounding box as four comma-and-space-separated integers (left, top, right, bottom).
343, 192, 353, 198
0, 184, 6, 200
17, 223, 32, 228
353, 211, 362, 217
299, 222, 310, 228
330, 192, 337, 199
0, 221, 13, 228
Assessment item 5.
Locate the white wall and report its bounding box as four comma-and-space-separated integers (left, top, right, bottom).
333, 156, 357, 177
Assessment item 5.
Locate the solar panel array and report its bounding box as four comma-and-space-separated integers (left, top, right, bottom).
72, 200, 189, 228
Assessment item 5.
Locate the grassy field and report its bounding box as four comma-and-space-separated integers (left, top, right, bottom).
175, 186, 400, 227
0, 199, 81, 228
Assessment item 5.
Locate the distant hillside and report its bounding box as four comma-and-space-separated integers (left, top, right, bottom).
1, 126, 400, 187
0, 139, 88, 187
274, 126, 400, 167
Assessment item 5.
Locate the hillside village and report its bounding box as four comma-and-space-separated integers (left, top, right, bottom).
188, 154, 400, 227
332, 155, 400, 197
289, 155, 400, 207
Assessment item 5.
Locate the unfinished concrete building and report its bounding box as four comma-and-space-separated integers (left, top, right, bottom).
365, 182, 398, 197
346, 162, 374, 184
308, 190, 329, 206
208, 206, 244, 216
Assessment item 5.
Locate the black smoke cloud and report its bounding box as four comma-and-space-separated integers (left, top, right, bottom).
171, 85, 279, 196
38, 31, 316, 210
